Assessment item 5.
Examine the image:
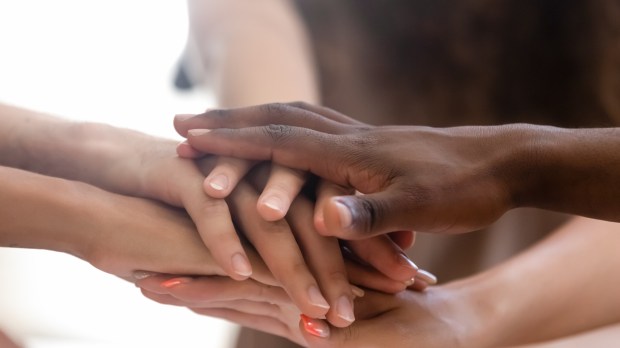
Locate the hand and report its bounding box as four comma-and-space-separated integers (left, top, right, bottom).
136, 276, 469, 348
174, 102, 515, 239
223, 170, 426, 325
74, 182, 276, 285
299, 286, 487, 348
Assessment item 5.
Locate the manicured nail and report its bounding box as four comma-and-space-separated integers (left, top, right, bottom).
174, 114, 194, 122
333, 199, 352, 229
262, 195, 285, 213
188, 129, 211, 137
404, 277, 415, 286
351, 285, 365, 298
307, 285, 330, 309
208, 174, 229, 191
231, 253, 253, 277
336, 296, 355, 323
132, 270, 156, 280
398, 253, 419, 271
300, 314, 330, 338
161, 277, 192, 288
417, 269, 438, 285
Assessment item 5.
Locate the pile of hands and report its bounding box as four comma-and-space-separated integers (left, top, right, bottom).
84, 102, 517, 347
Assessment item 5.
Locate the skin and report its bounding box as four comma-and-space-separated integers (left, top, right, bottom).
137, 217, 620, 347
175, 102, 620, 239
0, 102, 422, 325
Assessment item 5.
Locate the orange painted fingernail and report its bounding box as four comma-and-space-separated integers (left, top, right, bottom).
161, 277, 192, 288
300, 314, 330, 338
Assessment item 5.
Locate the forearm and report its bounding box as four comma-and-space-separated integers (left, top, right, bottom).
0, 165, 93, 257
188, 0, 318, 106
454, 217, 620, 346
0, 103, 175, 197
503, 125, 620, 221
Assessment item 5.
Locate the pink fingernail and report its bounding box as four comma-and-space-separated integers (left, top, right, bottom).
336, 296, 355, 323
351, 285, 365, 298
300, 314, 330, 338
307, 285, 330, 309
262, 195, 285, 213
132, 271, 156, 280
333, 199, 352, 229
188, 129, 211, 137
231, 253, 253, 277
208, 174, 229, 191
417, 269, 438, 285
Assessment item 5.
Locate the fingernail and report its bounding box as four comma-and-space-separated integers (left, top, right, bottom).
398, 253, 419, 271
262, 195, 285, 213
307, 285, 330, 309
188, 129, 211, 137
174, 114, 194, 122
300, 314, 330, 338
132, 270, 156, 280
208, 174, 229, 191
334, 199, 352, 229
336, 296, 355, 323
404, 277, 415, 286
351, 285, 365, 298
231, 253, 253, 277
161, 277, 192, 288
417, 269, 438, 285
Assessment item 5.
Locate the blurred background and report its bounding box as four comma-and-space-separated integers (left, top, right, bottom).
0, 1, 235, 347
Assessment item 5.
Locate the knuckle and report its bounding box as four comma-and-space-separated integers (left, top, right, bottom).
263, 124, 295, 143
260, 102, 291, 117
287, 100, 311, 110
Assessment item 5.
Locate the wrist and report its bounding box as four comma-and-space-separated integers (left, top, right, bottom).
488, 124, 560, 210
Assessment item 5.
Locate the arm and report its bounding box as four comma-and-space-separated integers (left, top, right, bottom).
0, 165, 275, 284
175, 102, 620, 238
137, 217, 620, 347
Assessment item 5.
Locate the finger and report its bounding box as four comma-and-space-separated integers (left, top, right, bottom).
138, 275, 291, 306
322, 188, 422, 240
229, 182, 331, 318
258, 165, 307, 221
182, 189, 253, 280
388, 231, 416, 250
344, 259, 407, 294
186, 126, 354, 188
192, 308, 295, 344
203, 157, 255, 198
175, 103, 351, 136
287, 101, 365, 126
314, 181, 354, 235
287, 196, 356, 328
176, 140, 205, 158
345, 236, 418, 285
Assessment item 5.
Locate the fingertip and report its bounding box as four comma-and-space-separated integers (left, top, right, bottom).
203, 174, 231, 198
257, 195, 288, 221
173, 113, 194, 136
300, 314, 331, 339
323, 197, 354, 238
230, 252, 253, 280
176, 141, 204, 158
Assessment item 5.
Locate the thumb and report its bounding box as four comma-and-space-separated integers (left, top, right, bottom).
321, 189, 419, 240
